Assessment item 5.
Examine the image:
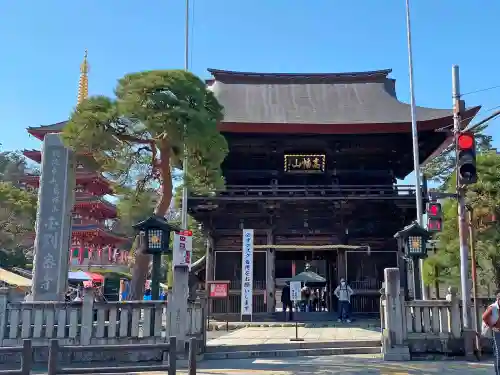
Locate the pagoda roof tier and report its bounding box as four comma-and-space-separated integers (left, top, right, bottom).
207, 68, 481, 134
74, 197, 117, 219
19, 172, 113, 196
72, 224, 129, 246
27, 121, 67, 140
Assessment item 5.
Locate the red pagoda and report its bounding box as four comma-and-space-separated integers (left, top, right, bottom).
21, 51, 130, 270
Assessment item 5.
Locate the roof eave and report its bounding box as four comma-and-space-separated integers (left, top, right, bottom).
421, 105, 481, 167
208, 68, 393, 84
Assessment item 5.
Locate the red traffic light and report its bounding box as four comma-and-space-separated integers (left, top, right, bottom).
457, 133, 474, 150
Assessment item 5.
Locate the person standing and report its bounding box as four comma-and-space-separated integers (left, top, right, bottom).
482, 292, 500, 374
334, 278, 354, 323
281, 283, 293, 321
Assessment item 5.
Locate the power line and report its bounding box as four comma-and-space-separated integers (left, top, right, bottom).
461, 84, 500, 97
462, 104, 500, 125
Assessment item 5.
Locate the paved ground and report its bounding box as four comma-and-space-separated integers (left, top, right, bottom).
176, 355, 496, 374
207, 325, 381, 347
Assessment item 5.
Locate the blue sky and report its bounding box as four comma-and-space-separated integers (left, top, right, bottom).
1, 0, 499, 184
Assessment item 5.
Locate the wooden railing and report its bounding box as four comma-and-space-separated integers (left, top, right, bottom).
190, 184, 419, 200
0, 287, 204, 347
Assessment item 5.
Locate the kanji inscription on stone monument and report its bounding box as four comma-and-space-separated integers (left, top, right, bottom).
31, 134, 75, 301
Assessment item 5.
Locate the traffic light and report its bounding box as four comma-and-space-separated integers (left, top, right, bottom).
456, 132, 477, 185
427, 202, 443, 232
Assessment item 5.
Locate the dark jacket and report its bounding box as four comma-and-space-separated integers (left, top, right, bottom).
281, 285, 291, 304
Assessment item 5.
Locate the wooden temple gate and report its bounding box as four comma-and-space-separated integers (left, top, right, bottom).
187, 67, 476, 318
204, 229, 401, 316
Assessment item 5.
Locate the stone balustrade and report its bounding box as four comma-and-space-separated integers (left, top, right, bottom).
0, 287, 205, 347
380, 268, 494, 360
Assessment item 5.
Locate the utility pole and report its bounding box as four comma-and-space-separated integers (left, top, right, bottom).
171, 0, 191, 351
405, 0, 427, 300
468, 206, 481, 356
453, 65, 472, 332
181, 0, 190, 229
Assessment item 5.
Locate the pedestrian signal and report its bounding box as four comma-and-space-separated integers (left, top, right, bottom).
426, 202, 443, 233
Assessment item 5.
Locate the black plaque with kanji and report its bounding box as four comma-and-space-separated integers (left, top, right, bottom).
284, 154, 326, 173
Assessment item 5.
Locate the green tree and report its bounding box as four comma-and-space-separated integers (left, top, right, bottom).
116, 188, 159, 238
0, 148, 35, 183
422, 123, 492, 187
62, 70, 228, 299
0, 182, 37, 267
424, 151, 500, 291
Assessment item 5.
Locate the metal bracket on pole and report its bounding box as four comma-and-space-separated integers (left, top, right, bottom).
429, 192, 458, 200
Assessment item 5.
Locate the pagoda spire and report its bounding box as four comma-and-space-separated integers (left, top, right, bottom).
77, 50, 89, 106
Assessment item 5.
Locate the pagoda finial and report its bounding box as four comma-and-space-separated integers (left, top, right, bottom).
77, 50, 89, 106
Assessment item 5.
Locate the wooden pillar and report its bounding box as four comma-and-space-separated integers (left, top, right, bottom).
337, 250, 346, 282
266, 230, 275, 313
325, 258, 332, 312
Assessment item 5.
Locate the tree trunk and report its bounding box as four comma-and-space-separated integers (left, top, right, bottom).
128, 142, 173, 300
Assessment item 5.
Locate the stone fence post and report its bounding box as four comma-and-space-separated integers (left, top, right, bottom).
446, 287, 461, 338
0, 288, 8, 346
446, 286, 475, 358
80, 287, 95, 345
382, 268, 410, 361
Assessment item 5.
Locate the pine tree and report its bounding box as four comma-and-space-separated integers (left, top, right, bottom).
62, 70, 228, 299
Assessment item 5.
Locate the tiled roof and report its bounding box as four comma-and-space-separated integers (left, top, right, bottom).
208, 68, 461, 125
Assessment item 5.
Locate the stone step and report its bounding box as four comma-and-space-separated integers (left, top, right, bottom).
204, 346, 382, 360
207, 320, 381, 330
206, 339, 381, 353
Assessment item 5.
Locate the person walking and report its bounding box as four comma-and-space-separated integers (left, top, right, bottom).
281, 283, 293, 321
334, 278, 354, 323
482, 292, 500, 374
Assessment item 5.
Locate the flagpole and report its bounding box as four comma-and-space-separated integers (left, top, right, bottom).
405, 0, 427, 300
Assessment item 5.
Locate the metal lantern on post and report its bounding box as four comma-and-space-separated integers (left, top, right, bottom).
394, 221, 431, 300
133, 215, 179, 300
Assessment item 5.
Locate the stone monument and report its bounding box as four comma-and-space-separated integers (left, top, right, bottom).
31, 134, 75, 301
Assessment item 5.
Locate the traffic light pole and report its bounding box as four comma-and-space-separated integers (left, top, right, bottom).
452, 65, 472, 334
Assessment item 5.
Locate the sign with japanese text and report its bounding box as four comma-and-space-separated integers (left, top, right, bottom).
241, 229, 254, 317
290, 281, 301, 302
173, 230, 193, 268
284, 154, 325, 173
209, 282, 229, 298
32, 134, 75, 301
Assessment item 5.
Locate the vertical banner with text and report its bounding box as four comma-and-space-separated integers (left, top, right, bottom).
173, 230, 193, 269
241, 229, 254, 318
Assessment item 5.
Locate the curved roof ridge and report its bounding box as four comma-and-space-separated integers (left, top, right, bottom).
208, 68, 392, 84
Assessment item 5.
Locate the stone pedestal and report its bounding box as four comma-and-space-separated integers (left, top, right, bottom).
171, 265, 189, 350
31, 134, 75, 301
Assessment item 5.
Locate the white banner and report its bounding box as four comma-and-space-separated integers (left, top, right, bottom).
173, 230, 193, 269
241, 229, 254, 317
290, 281, 301, 302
